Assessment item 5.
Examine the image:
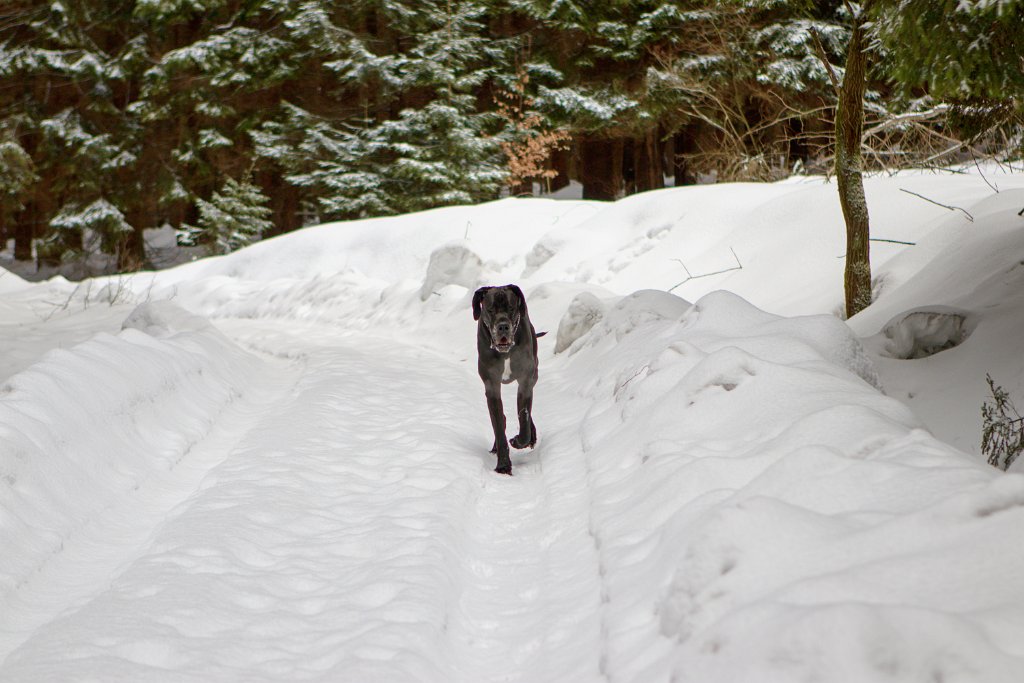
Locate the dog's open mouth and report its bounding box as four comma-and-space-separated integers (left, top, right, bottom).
494, 337, 513, 353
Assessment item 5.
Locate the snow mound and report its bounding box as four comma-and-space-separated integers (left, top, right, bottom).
122, 300, 216, 338
0, 304, 262, 604
566, 289, 693, 355
420, 241, 483, 301
873, 307, 976, 359
0, 271, 30, 294
522, 239, 558, 277
688, 291, 882, 390
554, 292, 607, 353
547, 289, 1022, 682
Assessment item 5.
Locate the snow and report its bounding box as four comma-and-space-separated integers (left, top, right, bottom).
3, 167, 1024, 680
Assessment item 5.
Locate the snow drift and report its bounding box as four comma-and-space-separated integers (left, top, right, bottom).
3, 169, 1024, 680
0, 302, 270, 643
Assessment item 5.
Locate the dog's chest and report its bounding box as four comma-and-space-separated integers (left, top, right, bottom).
502, 357, 512, 383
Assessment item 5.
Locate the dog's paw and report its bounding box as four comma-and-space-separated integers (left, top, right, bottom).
494, 463, 512, 476
510, 434, 536, 450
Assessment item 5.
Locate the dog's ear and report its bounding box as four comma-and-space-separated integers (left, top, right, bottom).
472, 287, 489, 321
506, 284, 527, 317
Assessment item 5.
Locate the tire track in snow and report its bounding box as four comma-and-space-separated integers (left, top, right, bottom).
228, 321, 608, 681
0, 353, 300, 666
2, 329, 475, 680
2, 322, 606, 681
448, 367, 606, 682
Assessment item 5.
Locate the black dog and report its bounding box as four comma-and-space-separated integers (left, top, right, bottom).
472, 285, 543, 475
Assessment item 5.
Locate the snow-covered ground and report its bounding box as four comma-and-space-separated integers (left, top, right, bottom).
3, 168, 1024, 681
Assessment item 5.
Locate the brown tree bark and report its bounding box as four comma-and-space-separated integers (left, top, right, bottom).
258, 171, 298, 237
118, 213, 147, 271
580, 137, 623, 200
610, 139, 624, 198
672, 129, 699, 186
548, 148, 570, 193
836, 5, 872, 318
634, 128, 663, 192
14, 201, 36, 261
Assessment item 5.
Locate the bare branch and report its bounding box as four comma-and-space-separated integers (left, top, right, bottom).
809, 28, 840, 94
870, 238, 915, 245
899, 188, 974, 222
669, 247, 742, 292
971, 150, 1000, 194
861, 105, 950, 139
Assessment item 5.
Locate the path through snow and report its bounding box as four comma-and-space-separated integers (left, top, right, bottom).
1, 320, 604, 682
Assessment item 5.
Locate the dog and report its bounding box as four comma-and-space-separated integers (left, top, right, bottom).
472, 284, 543, 475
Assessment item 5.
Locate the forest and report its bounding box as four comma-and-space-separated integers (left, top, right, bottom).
1, 0, 1021, 273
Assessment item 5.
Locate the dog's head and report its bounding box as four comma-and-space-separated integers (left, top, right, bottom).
473, 285, 526, 353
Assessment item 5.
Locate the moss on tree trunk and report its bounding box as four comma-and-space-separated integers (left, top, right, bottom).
836, 6, 872, 318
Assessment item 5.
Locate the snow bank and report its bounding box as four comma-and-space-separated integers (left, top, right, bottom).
0, 270, 30, 294
0, 301, 263, 603
5, 168, 1024, 680
150, 197, 599, 288
849, 187, 1024, 453
548, 289, 1024, 681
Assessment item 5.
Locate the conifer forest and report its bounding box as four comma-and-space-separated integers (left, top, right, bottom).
1, 1, 1021, 273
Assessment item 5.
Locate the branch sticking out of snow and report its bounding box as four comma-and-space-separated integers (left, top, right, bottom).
899, 188, 974, 222
668, 247, 742, 292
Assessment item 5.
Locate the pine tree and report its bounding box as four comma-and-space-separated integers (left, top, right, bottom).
0, 0, 143, 265
875, 0, 1024, 102
44, 198, 134, 266
873, 0, 1024, 148
0, 130, 37, 242
178, 175, 274, 255
258, 0, 511, 219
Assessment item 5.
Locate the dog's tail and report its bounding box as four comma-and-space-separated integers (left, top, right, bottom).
536, 331, 548, 338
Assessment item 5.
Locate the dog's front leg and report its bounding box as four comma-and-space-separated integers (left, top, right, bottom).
510, 381, 536, 449
485, 383, 511, 474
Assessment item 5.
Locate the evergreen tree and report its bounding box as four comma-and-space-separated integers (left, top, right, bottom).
258, 0, 510, 219
0, 0, 143, 265
873, 0, 1024, 147
875, 0, 1024, 102
178, 174, 274, 255
0, 130, 37, 243
4, 0, 1005, 275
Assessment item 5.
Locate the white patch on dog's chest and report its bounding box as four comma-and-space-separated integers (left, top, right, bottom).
502, 357, 512, 382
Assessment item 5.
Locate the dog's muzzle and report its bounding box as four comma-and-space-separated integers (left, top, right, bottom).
491, 317, 519, 353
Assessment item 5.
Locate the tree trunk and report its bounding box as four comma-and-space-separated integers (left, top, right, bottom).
260, 171, 299, 237
580, 137, 621, 200
836, 8, 871, 318
548, 148, 570, 193
610, 139, 624, 198
672, 129, 698, 186
635, 128, 663, 192
14, 202, 35, 261
118, 214, 146, 271
509, 181, 532, 197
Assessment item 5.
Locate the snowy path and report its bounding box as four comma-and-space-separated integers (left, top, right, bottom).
1, 321, 604, 682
